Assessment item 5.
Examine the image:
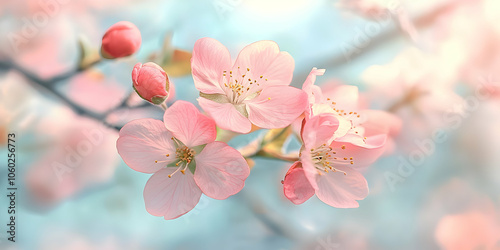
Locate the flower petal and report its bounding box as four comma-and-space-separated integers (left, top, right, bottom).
302, 67, 326, 104
314, 165, 369, 208
163, 100, 216, 147
143, 168, 202, 220
246, 85, 307, 129
191, 37, 231, 94
283, 161, 315, 205
198, 97, 252, 134
331, 134, 387, 167
300, 150, 320, 191
233, 40, 294, 87
194, 141, 250, 200
117, 119, 176, 173
301, 113, 340, 149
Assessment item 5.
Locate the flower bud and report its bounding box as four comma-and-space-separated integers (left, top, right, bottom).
132, 62, 170, 104
101, 21, 141, 59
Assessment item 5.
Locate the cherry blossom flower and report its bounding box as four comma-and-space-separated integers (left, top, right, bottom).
302, 68, 394, 157
191, 37, 308, 134
283, 68, 390, 207
284, 113, 385, 207
116, 101, 250, 219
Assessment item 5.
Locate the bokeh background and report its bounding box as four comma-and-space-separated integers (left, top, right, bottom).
1, 0, 500, 249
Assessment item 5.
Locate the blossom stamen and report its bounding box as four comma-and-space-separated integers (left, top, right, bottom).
168, 162, 188, 178
310, 144, 355, 175
221, 67, 267, 104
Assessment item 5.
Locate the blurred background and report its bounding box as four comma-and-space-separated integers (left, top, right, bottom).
1, 0, 500, 249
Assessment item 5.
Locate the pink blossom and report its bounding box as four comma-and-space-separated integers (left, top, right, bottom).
116, 101, 250, 219
302, 68, 395, 158
101, 21, 142, 59
284, 113, 377, 207
283, 68, 391, 207
132, 62, 170, 104
191, 38, 308, 134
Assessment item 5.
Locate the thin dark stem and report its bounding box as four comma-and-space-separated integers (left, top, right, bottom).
0, 59, 159, 131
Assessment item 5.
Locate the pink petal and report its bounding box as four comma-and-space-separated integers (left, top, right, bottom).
198, 97, 252, 134
302, 67, 326, 104
246, 86, 307, 129
117, 119, 176, 173
283, 161, 315, 205
314, 165, 369, 208
191, 38, 231, 94
331, 134, 387, 167
322, 85, 359, 112
163, 101, 216, 147
300, 150, 320, 191
233, 41, 294, 87
308, 105, 353, 140
143, 168, 202, 220
194, 142, 250, 200
301, 113, 340, 149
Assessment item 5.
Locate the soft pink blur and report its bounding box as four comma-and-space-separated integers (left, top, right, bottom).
26, 112, 119, 208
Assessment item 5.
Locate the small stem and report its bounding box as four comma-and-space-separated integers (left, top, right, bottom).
216, 128, 239, 143
260, 126, 289, 148
160, 102, 168, 110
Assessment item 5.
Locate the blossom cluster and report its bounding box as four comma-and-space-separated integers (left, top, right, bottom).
111, 30, 397, 219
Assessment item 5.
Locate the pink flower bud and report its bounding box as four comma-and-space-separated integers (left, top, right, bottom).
101, 21, 141, 59
132, 62, 170, 105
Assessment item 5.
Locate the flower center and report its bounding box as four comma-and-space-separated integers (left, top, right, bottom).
327, 98, 366, 136
175, 146, 195, 164
154, 138, 196, 178
222, 67, 268, 104
310, 143, 355, 175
